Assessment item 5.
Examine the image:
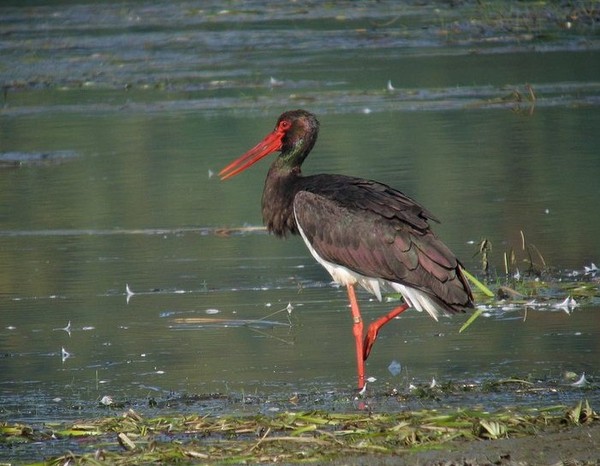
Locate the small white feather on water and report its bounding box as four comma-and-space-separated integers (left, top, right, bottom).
571, 373, 587, 387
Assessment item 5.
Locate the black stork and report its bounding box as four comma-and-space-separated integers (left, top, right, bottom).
219, 109, 474, 391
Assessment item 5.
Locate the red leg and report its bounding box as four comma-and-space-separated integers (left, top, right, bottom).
363, 303, 409, 360
346, 284, 365, 390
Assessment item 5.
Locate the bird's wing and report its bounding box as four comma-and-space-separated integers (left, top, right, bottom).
293, 183, 472, 313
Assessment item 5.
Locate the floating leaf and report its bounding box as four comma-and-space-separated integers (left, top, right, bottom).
478, 419, 507, 439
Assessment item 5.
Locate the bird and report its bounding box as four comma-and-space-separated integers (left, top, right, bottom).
219, 109, 474, 390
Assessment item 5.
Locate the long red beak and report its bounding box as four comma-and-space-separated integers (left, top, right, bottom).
219, 129, 285, 180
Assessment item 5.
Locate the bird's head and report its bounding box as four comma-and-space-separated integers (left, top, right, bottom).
219, 109, 319, 180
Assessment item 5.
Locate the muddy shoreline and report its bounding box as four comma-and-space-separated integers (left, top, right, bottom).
335, 423, 600, 465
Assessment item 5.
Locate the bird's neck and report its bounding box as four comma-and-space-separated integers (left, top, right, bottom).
261, 163, 302, 237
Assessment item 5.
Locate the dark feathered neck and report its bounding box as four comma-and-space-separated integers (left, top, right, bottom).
261, 164, 302, 237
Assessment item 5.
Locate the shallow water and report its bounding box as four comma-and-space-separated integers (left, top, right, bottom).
1, 1, 599, 439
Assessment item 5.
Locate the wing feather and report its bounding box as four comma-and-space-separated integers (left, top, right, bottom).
293, 178, 473, 314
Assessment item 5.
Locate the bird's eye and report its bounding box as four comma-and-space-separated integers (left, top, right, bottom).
278, 120, 292, 131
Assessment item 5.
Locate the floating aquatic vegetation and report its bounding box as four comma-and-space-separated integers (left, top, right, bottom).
1, 400, 596, 464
